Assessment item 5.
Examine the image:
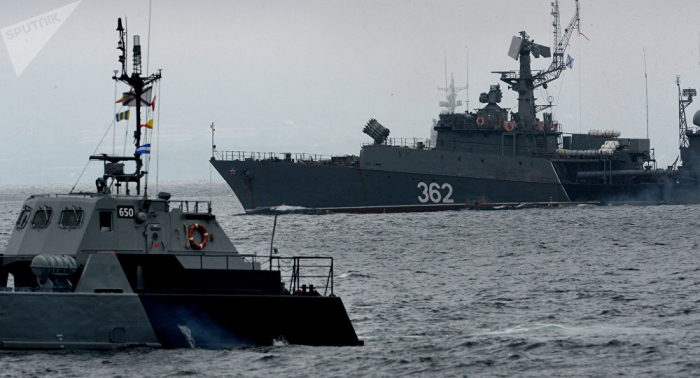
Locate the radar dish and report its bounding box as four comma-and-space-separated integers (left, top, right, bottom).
693, 110, 700, 127
507, 36, 522, 60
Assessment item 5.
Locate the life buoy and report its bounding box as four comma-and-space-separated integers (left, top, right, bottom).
504, 122, 514, 132
537, 122, 543, 132
476, 117, 485, 126
188, 223, 208, 250
551, 123, 558, 132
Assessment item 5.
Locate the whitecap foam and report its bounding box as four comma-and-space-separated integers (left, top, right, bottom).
479, 323, 665, 337
272, 336, 289, 347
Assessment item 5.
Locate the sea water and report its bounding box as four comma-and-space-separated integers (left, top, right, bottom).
1, 181, 699, 377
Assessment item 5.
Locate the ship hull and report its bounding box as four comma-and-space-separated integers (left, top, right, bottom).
0, 292, 360, 349
211, 156, 570, 213
562, 180, 700, 204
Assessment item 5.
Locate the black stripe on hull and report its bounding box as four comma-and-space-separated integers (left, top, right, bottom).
563, 181, 700, 204
139, 294, 362, 348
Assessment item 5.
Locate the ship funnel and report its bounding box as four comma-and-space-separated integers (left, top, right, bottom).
363, 119, 390, 144
693, 110, 700, 127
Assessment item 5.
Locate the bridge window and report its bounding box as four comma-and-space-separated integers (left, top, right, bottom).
15, 207, 31, 229
59, 209, 84, 228
100, 211, 113, 232
32, 206, 52, 229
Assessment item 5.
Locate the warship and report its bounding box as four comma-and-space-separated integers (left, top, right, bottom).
211, 0, 700, 213
0, 19, 361, 349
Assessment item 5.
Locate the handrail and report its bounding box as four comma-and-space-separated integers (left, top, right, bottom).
381, 137, 433, 149
170, 254, 335, 295
171, 200, 212, 214
215, 151, 339, 162
76, 251, 335, 296
270, 256, 334, 296
213, 151, 360, 167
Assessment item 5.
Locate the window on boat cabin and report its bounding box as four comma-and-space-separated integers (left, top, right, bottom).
15, 206, 31, 229
59, 208, 84, 229
99, 211, 113, 232
31, 206, 52, 228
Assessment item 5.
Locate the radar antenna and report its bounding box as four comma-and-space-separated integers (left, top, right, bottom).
493, 0, 579, 130
677, 75, 696, 150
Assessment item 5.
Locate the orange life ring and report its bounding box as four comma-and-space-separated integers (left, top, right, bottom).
504, 122, 514, 132
476, 117, 485, 126
188, 223, 208, 250
537, 122, 543, 131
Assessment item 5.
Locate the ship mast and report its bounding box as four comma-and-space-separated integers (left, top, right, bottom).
90, 18, 161, 196
438, 73, 466, 113
438, 52, 466, 113
677, 75, 696, 151
494, 0, 579, 130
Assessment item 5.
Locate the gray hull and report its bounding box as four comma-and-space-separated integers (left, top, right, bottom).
0, 292, 160, 349
0, 291, 359, 349
211, 148, 570, 213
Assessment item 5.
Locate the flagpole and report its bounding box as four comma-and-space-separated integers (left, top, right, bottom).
113, 70, 118, 155
156, 79, 161, 194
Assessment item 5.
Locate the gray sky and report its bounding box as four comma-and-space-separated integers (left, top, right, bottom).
1, 0, 700, 185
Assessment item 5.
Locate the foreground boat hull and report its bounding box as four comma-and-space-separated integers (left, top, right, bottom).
0, 292, 361, 349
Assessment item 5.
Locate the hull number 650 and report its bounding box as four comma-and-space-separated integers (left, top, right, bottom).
417, 182, 454, 204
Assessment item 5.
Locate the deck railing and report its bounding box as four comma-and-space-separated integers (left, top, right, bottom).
172, 200, 211, 214
214, 150, 335, 163
382, 137, 433, 149
268, 256, 334, 296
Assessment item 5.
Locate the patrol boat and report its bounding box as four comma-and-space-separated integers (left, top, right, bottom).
0, 19, 361, 349
211, 0, 700, 213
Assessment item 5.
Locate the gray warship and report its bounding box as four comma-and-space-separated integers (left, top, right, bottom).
211, 0, 700, 213
0, 19, 361, 349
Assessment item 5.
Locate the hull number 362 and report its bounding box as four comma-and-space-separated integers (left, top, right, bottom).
417, 182, 454, 204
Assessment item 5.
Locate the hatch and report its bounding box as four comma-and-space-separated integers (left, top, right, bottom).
145, 224, 163, 253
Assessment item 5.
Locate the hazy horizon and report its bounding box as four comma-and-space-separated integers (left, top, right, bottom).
2, 0, 700, 186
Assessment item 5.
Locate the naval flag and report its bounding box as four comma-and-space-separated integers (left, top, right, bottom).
115, 110, 129, 122
136, 144, 151, 154
566, 54, 574, 69
116, 86, 153, 107
140, 119, 154, 129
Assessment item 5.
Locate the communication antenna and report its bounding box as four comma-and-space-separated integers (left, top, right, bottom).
113, 69, 118, 155
209, 122, 215, 203
643, 46, 649, 139
466, 47, 470, 111
146, 0, 152, 75
438, 52, 466, 113
444, 51, 448, 92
